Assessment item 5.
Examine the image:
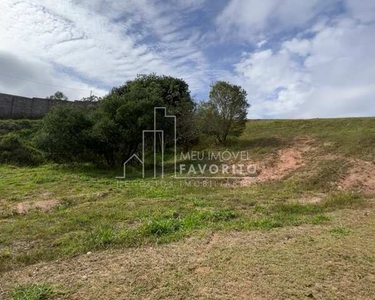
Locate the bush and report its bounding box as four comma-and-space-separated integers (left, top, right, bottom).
0, 120, 40, 137
34, 105, 93, 163
0, 134, 43, 166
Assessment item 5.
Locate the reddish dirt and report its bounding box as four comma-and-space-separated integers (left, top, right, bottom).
241, 138, 314, 186
341, 159, 375, 195
258, 147, 305, 181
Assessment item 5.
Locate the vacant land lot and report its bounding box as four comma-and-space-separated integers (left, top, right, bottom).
1, 118, 375, 299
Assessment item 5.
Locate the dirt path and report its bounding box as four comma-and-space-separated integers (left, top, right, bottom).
1, 206, 375, 300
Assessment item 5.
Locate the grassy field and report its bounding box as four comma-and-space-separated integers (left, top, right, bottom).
1, 118, 375, 299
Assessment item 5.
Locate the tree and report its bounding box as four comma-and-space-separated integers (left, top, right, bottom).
81, 94, 102, 102
91, 95, 161, 166
35, 74, 196, 166
198, 81, 249, 145
110, 74, 196, 148
47, 91, 69, 101
34, 105, 93, 162
92, 74, 196, 165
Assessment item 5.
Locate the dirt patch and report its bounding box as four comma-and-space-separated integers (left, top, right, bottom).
340, 159, 375, 195
241, 137, 315, 186
258, 147, 305, 181
296, 194, 325, 204
15, 200, 60, 214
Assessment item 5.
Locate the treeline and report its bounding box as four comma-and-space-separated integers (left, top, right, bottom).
0, 74, 249, 167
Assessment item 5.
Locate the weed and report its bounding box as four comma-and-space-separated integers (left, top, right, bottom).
56, 198, 75, 211
330, 226, 351, 236
143, 219, 182, 237
11, 283, 53, 300
87, 228, 116, 249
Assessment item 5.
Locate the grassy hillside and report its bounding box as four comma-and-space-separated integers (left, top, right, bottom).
0, 118, 374, 299
243, 118, 375, 160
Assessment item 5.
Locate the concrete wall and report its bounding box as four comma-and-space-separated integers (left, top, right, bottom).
0, 93, 97, 119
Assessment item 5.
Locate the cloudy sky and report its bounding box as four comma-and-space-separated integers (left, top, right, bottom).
1, 0, 375, 118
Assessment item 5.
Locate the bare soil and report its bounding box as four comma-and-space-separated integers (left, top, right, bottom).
341, 159, 375, 195
241, 137, 315, 186
241, 138, 375, 196
15, 200, 60, 214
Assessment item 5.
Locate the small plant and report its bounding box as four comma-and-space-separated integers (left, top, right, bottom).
87, 228, 116, 249
198, 209, 237, 222
56, 198, 75, 211
0, 247, 11, 260
11, 283, 53, 300
143, 219, 182, 237
330, 226, 351, 236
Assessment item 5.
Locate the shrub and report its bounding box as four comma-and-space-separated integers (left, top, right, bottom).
34, 105, 93, 163
0, 134, 43, 166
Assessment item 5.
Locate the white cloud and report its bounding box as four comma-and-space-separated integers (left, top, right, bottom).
234, 48, 312, 118
345, 0, 375, 22
0, 0, 210, 99
216, 0, 339, 41
234, 16, 375, 118
0, 51, 107, 100
283, 39, 311, 57
1, 0, 375, 119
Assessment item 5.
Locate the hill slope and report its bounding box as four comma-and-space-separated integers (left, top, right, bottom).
0, 118, 374, 299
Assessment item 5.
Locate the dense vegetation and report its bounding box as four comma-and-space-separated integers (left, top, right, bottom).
0, 74, 250, 167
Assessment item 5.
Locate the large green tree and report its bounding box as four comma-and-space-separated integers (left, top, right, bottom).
198, 81, 249, 145
92, 74, 196, 165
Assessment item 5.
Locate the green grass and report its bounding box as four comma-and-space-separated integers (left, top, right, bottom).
330, 226, 351, 236
0, 120, 41, 138
0, 117, 373, 272
0, 162, 363, 271
11, 283, 53, 300
241, 118, 375, 161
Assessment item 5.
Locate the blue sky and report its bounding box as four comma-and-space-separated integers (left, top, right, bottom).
1, 0, 375, 118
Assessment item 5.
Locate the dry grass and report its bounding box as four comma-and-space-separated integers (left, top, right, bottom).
1, 206, 375, 299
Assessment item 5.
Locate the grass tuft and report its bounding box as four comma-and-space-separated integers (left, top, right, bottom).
330, 226, 351, 236
11, 283, 53, 300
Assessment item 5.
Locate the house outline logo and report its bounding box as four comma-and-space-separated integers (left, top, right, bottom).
117, 106, 257, 180
116, 107, 176, 179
